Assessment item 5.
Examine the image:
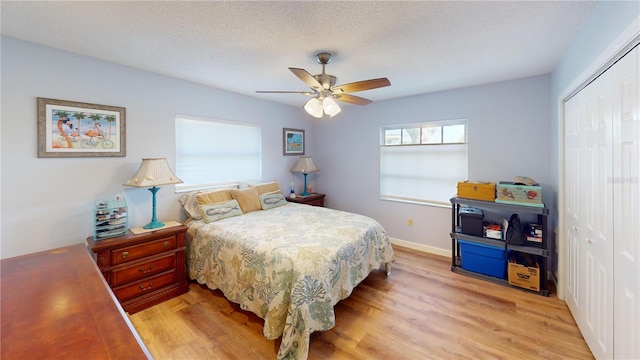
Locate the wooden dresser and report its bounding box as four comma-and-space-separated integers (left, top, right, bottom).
1, 244, 151, 359
87, 224, 189, 314
286, 193, 326, 207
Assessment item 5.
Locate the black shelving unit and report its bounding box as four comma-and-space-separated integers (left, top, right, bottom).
450, 197, 551, 296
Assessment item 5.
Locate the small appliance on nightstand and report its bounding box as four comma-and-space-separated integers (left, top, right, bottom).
286, 193, 326, 207
87, 224, 189, 313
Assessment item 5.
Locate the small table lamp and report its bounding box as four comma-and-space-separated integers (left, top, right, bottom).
123, 158, 183, 229
291, 156, 319, 196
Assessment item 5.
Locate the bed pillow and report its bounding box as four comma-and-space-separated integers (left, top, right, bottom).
230, 187, 262, 213
199, 199, 243, 223
179, 191, 203, 220
252, 181, 281, 195
259, 192, 288, 210
196, 189, 233, 206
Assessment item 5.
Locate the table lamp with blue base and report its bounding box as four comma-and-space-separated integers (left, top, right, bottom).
291, 156, 319, 197
124, 158, 183, 229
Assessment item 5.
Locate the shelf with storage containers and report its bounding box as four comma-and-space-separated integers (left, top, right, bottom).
450, 197, 550, 296
93, 198, 128, 240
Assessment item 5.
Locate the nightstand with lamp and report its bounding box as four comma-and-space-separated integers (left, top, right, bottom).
87, 157, 190, 313
289, 156, 326, 207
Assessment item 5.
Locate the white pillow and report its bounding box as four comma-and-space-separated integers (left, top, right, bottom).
179, 191, 201, 220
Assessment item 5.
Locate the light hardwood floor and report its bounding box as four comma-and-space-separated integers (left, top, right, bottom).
128, 245, 593, 359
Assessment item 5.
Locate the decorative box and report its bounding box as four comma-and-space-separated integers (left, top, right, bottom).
495, 181, 543, 207
457, 181, 496, 202
93, 198, 128, 240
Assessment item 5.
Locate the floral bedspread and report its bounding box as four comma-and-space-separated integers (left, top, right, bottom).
185, 203, 395, 360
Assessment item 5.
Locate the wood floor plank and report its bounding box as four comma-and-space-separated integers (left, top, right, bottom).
129, 245, 593, 359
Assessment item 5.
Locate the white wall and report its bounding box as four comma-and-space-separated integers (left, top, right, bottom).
0, 36, 311, 259
312, 75, 551, 253
550, 1, 639, 217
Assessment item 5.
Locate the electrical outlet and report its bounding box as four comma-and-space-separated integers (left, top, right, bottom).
407, 218, 413, 226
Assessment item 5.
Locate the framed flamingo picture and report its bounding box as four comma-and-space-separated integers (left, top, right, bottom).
37, 97, 126, 157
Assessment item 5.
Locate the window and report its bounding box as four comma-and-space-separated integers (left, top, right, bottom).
175, 114, 262, 192
380, 119, 467, 206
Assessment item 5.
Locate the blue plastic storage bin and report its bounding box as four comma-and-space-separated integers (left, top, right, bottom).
458, 239, 508, 279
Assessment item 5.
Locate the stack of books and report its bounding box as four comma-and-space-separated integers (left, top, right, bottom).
526, 223, 543, 244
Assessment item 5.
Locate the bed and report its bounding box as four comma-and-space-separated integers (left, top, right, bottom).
181, 183, 395, 360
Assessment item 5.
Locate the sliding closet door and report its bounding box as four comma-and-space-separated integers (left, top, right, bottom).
612, 46, 639, 359
565, 45, 640, 359
565, 63, 614, 360
564, 81, 582, 316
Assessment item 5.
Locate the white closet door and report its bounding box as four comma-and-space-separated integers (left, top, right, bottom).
565, 61, 615, 360
565, 45, 640, 360
612, 46, 640, 360
565, 83, 582, 317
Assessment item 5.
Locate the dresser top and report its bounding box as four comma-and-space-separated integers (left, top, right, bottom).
1, 244, 151, 359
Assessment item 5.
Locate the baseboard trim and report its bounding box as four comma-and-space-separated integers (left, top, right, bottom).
389, 237, 449, 258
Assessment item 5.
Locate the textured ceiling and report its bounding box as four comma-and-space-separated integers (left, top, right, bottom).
1, 1, 596, 107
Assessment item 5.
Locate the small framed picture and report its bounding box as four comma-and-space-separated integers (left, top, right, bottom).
283, 128, 304, 156
37, 97, 126, 157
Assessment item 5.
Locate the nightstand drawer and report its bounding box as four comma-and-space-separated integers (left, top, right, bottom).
305, 198, 324, 206
111, 235, 177, 266
114, 270, 176, 301
111, 253, 176, 286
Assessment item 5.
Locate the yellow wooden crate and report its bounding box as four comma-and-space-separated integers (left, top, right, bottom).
457, 181, 496, 201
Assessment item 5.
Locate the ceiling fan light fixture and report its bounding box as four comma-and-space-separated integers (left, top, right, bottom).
304, 97, 323, 118
323, 97, 341, 117
260, 53, 390, 117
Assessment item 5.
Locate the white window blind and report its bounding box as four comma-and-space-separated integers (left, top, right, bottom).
175, 115, 262, 192
380, 120, 467, 206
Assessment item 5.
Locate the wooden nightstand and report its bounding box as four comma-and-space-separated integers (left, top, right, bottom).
286, 193, 326, 207
87, 224, 189, 314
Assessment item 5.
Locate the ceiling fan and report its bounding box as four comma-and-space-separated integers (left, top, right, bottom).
256, 52, 391, 118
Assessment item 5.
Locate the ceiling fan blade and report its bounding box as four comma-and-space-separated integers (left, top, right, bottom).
256, 90, 315, 95
334, 93, 372, 105
289, 67, 322, 90
333, 78, 391, 94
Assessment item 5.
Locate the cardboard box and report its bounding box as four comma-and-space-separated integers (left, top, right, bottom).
495, 181, 543, 207
507, 259, 540, 291
457, 181, 496, 202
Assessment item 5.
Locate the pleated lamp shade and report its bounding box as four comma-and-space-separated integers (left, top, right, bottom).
123, 158, 182, 188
